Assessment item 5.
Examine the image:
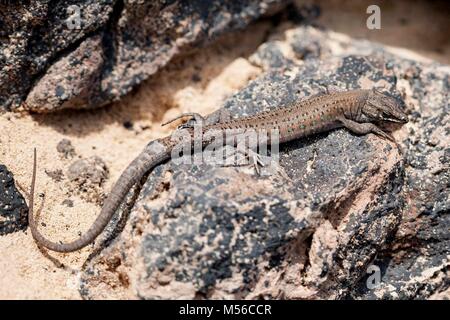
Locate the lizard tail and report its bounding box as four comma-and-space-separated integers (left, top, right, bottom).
28, 144, 171, 253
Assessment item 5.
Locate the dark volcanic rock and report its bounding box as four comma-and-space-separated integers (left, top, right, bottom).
79, 24, 450, 300
77, 22, 449, 299
0, 165, 28, 235
346, 58, 450, 300
0, 0, 288, 112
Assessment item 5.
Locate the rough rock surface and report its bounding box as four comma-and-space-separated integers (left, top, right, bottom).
0, 0, 287, 112
79, 25, 449, 299
0, 165, 28, 235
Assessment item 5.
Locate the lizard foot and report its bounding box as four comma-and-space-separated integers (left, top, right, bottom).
220, 148, 266, 175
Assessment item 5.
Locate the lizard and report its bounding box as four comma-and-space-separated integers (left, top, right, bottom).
28, 88, 408, 253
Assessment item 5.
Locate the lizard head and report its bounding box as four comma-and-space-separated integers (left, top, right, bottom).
362, 89, 408, 124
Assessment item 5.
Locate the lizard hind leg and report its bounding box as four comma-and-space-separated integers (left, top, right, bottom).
161, 112, 206, 128
161, 109, 232, 129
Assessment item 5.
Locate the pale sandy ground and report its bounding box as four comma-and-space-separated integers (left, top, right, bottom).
0, 1, 448, 300
306, 0, 450, 64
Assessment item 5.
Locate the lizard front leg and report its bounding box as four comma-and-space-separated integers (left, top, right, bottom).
339, 117, 394, 141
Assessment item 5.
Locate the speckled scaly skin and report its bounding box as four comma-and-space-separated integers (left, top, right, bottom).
28, 89, 408, 252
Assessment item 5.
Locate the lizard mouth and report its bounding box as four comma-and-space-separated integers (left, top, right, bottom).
381, 112, 408, 123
